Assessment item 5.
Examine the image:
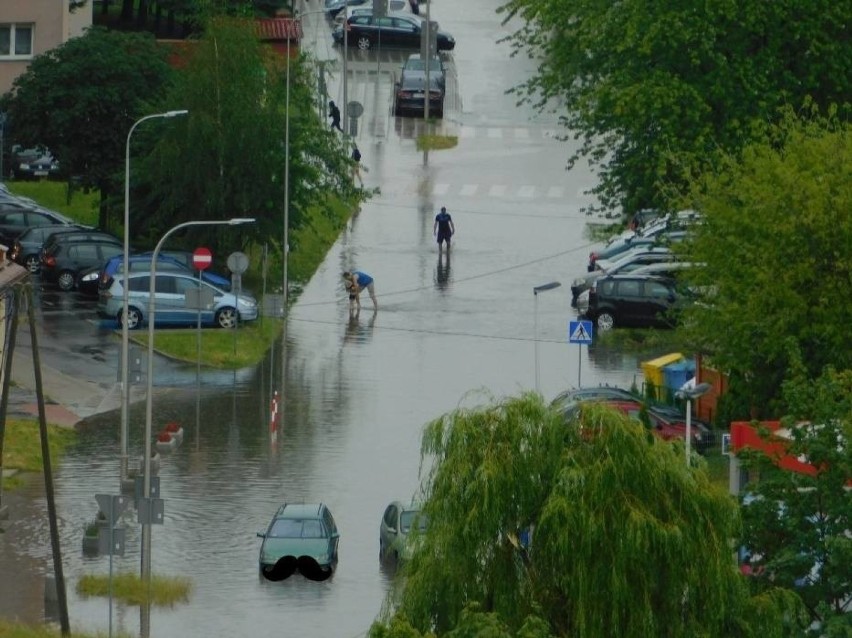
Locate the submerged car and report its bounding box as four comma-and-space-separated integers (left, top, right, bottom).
98, 271, 257, 329
379, 501, 428, 563
257, 503, 340, 581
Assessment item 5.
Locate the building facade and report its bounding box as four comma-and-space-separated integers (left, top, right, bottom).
0, 0, 91, 96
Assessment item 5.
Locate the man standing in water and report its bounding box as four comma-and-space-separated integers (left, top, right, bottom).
433, 206, 455, 253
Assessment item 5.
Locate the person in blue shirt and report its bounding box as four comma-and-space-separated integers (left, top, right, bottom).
342, 270, 377, 312
433, 206, 455, 253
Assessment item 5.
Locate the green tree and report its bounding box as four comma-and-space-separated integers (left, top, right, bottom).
372, 394, 798, 637
134, 17, 359, 259
677, 113, 851, 414
737, 364, 852, 634
498, 0, 851, 216
0, 27, 174, 229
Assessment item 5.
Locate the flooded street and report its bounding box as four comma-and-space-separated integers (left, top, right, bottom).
1, 0, 675, 635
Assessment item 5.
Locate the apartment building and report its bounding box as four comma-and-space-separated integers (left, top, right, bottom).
0, 0, 91, 96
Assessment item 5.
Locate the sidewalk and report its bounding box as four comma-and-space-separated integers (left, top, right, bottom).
7, 346, 124, 428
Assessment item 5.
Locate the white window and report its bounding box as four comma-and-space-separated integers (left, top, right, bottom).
0, 24, 34, 60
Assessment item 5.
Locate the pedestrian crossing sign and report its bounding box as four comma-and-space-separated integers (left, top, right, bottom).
568, 320, 593, 344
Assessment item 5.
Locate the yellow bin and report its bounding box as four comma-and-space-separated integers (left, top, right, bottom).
641, 352, 684, 399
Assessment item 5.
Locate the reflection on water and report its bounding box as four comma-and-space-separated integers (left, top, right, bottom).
434, 252, 451, 292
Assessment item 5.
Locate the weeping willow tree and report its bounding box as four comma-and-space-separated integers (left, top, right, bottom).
370, 393, 802, 638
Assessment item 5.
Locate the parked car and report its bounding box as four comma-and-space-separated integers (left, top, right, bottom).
76, 265, 102, 297
583, 274, 691, 331
324, 0, 370, 18
379, 501, 428, 563
401, 53, 446, 88
333, 12, 455, 51
334, 1, 410, 23
98, 271, 258, 329
571, 247, 678, 304
97, 252, 231, 294
41, 229, 121, 260
587, 229, 686, 272
7, 145, 60, 181
256, 503, 340, 581
0, 204, 75, 245
592, 245, 677, 274
9, 223, 84, 272
41, 240, 124, 291
394, 68, 444, 117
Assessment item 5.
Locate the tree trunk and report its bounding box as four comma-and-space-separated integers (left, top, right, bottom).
98, 185, 110, 232
153, 4, 163, 32
121, 0, 134, 22
101, 0, 110, 16
137, 0, 149, 28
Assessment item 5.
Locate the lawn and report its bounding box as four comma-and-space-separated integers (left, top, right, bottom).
1, 419, 76, 475
7, 181, 100, 227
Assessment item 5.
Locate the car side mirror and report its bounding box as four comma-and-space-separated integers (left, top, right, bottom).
256, 532, 266, 538
331, 532, 340, 539
388, 526, 397, 535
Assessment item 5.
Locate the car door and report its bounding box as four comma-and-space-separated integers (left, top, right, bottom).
614, 278, 644, 325
0, 209, 28, 242
323, 507, 340, 561
171, 274, 211, 326
380, 503, 398, 553
392, 16, 419, 47
67, 243, 99, 276
641, 279, 676, 326
152, 273, 182, 324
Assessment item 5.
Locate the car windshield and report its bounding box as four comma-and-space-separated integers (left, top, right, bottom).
406, 58, 441, 71
269, 518, 326, 539
400, 511, 428, 533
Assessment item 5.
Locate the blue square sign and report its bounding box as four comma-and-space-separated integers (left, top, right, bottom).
568, 320, 593, 344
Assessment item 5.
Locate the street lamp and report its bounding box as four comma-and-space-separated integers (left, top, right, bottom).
533, 281, 561, 393
121, 110, 187, 486
675, 381, 712, 466
140, 217, 254, 581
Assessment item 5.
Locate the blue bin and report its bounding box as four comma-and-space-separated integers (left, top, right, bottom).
663, 360, 696, 395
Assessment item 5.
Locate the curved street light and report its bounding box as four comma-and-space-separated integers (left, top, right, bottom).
676, 381, 712, 466
121, 109, 187, 485
140, 217, 255, 581
533, 281, 561, 393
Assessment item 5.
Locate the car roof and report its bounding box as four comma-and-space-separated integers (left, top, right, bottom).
274, 503, 326, 519
600, 273, 675, 284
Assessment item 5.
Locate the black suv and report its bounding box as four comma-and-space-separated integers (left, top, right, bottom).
41, 229, 121, 260
41, 239, 124, 291
584, 274, 688, 331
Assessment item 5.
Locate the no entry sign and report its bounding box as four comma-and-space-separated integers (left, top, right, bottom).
192, 247, 212, 271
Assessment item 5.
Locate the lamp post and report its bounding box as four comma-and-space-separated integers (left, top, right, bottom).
533, 281, 561, 393
139, 217, 254, 581
675, 381, 712, 466
121, 110, 187, 486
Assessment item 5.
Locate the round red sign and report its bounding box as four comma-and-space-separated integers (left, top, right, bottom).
193, 247, 213, 271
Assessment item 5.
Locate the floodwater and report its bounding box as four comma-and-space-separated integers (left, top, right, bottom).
0, 0, 676, 635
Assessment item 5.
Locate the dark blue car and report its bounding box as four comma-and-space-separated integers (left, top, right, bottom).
97, 252, 230, 295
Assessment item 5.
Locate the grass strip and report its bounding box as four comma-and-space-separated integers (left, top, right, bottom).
76, 572, 192, 607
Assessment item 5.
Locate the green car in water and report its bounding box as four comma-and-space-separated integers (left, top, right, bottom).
257, 503, 340, 581
379, 501, 428, 563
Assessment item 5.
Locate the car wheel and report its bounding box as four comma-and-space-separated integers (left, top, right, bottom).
596, 311, 615, 332
57, 271, 75, 291
356, 35, 372, 50
216, 307, 238, 329
121, 307, 143, 330
379, 539, 385, 559
24, 255, 40, 273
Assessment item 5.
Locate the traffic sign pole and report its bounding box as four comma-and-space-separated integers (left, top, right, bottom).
568, 320, 594, 388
